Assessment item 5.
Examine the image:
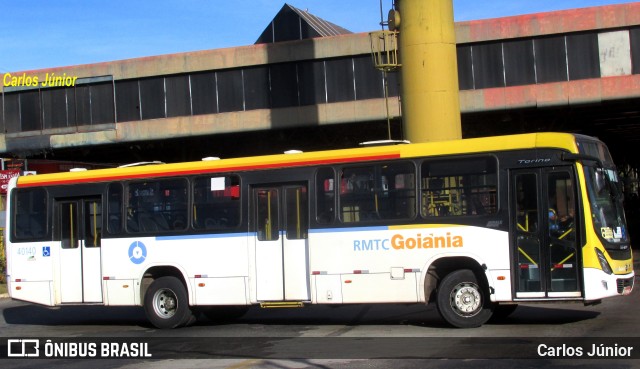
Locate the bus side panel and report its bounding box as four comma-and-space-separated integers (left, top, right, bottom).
7, 241, 56, 306
313, 274, 343, 303
191, 276, 249, 305
104, 279, 136, 305
156, 234, 250, 306
488, 269, 513, 301
340, 272, 419, 303
309, 226, 510, 304
101, 238, 143, 306
100, 234, 250, 306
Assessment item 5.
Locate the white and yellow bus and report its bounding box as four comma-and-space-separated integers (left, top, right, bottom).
4, 132, 634, 328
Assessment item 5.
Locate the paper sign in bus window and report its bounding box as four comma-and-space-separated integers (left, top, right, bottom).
211, 177, 225, 191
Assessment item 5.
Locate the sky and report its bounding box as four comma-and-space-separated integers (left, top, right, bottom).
0, 0, 637, 73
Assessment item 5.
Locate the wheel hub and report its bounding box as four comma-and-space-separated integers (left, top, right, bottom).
154, 289, 178, 318
164, 296, 176, 310
451, 283, 481, 317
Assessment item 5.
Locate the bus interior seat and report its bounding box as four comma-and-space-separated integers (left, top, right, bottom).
138, 214, 159, 232
152, 213, 170, 230
127, 218, 139, 232
136, 212, 171, 231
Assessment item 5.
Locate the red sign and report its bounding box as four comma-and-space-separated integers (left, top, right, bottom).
0, 170, 20, 194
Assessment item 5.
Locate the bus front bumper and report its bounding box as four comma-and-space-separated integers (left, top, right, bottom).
583, 267, 634, 301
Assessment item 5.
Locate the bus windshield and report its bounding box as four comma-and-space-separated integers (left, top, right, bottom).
583, 165, 629, 247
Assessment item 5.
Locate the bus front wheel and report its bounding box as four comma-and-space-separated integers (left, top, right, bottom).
144, 276, 193, 329
436, 269, 493, 328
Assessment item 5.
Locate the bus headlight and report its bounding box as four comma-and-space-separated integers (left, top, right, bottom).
595, 248, 613, 275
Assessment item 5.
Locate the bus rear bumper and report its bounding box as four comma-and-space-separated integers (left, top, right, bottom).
583, 267, 634, 300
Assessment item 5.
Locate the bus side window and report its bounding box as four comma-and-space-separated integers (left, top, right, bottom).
126, 179, 189, 233
339, 162, 416, 223
316, 168, 335, 224
384, 163, 416, 219
340, 167, 374, 222
421, 157, 497, 217
192, 175, 241, 230
13, 188, 47, 240
107, 183, 123, 234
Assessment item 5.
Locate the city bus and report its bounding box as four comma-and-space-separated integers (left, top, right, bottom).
4, 132, 634, 328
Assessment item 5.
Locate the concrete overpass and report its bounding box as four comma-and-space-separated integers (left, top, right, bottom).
1, 3, 639, 170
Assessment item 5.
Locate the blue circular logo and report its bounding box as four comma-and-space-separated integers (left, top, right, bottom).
128, 241, 147, 264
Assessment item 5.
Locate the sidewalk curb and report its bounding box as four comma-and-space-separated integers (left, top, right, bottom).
0, 293, 9, 299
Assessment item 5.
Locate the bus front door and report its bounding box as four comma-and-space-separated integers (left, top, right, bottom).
511, 168, 581, 299
57, 197, 103, 303
253, 185, 310, 302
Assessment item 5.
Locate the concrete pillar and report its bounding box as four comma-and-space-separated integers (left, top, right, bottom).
397, 0, 462, 143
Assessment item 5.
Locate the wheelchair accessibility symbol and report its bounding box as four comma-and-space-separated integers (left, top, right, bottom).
42, 246, 51, 257
128, 241, 147, 264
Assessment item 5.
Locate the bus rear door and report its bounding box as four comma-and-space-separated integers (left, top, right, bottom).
56, 197, 103, 303
253, 184, 310, 302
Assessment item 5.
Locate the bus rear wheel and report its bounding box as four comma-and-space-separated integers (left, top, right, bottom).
144, 276, 193, 329
436, 269, 493, 328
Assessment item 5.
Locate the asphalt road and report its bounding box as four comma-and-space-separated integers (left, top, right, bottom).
1, 280, 640, 369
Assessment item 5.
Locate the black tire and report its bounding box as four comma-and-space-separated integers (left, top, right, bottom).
202, 306, 249, 322
436, 269, 493, 328
144, 276, 193, 329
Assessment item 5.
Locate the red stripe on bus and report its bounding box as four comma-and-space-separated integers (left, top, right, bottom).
17, 153, 401, 187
